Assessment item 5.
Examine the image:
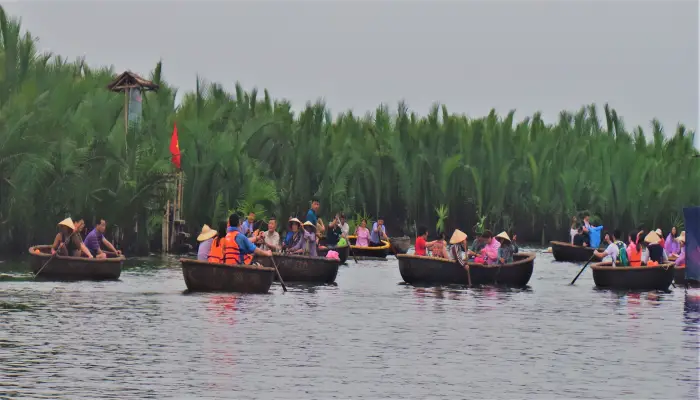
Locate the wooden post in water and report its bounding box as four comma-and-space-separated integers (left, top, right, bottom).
164, 200, 170, 253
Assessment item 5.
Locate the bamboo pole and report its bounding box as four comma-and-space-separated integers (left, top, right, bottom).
164, 199, 170, 253
124, 89, 129, 152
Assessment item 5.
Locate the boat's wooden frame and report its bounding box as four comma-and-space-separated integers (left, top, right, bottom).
180, 258, 275, 293
28, 245, 124, 280
256, 253, 341, 284
397, 252, 536, 287
590, 261, 675, 291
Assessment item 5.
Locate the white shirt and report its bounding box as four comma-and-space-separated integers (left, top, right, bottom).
340, 222, 349, 237
604, 242, 619, 265
262, 231, 280, 251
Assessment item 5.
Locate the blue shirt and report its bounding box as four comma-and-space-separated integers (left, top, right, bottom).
227, 226, 257, 262
370, 222, 386, 243
241, 220, 255, 236
306, 209, 317, 225
284, 231, 294, 246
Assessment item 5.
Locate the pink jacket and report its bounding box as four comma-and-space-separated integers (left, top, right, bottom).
481, 238, 501, 265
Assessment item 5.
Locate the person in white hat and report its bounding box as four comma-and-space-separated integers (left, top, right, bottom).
643, 231, 668, 264
675, 231, 686, 266
495, 231, 517, 264
449, 229, 468, 267
289, 221, 319, 256
196, 224, 218, 261
282, 218, 303, 251
51, 218, 93, 258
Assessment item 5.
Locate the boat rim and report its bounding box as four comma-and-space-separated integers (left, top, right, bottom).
29, 245, 126, 263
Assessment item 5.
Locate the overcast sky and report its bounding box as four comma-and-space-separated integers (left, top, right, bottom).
4, 1, 699, 139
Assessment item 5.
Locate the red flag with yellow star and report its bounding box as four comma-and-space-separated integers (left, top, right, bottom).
169, 122, 181, 169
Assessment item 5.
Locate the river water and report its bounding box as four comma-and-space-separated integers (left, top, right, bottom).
0, 248, 698, 399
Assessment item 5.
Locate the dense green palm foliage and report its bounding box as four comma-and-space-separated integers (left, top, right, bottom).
0, 7, 698, 253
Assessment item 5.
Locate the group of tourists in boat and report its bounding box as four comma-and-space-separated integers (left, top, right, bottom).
567, 214, 687, 268
49, 217, 121, 259
195, 199, 390, 264
415, 226, 519, 267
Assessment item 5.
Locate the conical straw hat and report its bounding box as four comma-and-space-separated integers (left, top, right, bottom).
288, 218, 302, 227
449, 229, 467, 245
644, 231, 661, 245
302, 221, 316, 231
58, 218, 75, 231
197, 224, 217, 242
496, 231, 511, 243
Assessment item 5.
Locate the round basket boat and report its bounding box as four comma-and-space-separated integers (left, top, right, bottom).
389, 236, 411, 254
590, 261, 675, 291
550, 241, 599, 262
347, 235, 391, 258
256, 253, 341, 284
180, 259, 275, 293
397, 252, 536, 287
28, 245, 124, 280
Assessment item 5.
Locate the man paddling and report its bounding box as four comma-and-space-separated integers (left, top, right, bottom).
594, 230, 628, 266
223, 213, 272, 265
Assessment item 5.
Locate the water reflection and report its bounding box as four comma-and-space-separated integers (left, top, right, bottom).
683, 290, 700, 334
206, 295, 238, 326
0, 253, 696, 399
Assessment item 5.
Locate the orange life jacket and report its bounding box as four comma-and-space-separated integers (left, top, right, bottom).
628, 246, 642, 267
223, 230, 253, 265
208, 239, 224, 264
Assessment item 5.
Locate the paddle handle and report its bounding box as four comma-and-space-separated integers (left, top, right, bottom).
570, 254, 597, 285
270, 256, 288, 292
35, 235, 73, 278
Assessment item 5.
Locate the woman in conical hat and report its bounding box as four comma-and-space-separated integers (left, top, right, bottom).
644, 231, 668, 263
495, 231, 516, 264
448, 229, 468, 266
675, 231, 686, 266
196, 224, 218, 261
51, 218, 93, 258
283, 218, 303, 250
289, 221, 319, 256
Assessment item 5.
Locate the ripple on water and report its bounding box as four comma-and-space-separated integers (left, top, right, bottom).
0, 251, 698, 399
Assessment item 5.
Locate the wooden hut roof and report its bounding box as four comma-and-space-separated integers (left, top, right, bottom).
107, 71, 159, 92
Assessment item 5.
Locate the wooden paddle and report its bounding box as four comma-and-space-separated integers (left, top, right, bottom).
35, 233, 77, 279
269, 255, 288, 292
570, 253, 597, 285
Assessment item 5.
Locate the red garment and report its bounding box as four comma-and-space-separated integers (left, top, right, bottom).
170, 122, 181, 169
415, 236, 427, 256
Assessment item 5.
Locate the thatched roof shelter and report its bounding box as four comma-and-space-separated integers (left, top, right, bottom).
107, 71, 159, 92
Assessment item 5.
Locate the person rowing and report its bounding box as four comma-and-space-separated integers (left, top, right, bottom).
222, 213, 272, 265
593, 230, 628, 266
51, 218, 93, 258
448, 229, 469, 267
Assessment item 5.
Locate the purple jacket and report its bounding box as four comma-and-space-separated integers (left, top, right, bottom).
665, 234, 680, 255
